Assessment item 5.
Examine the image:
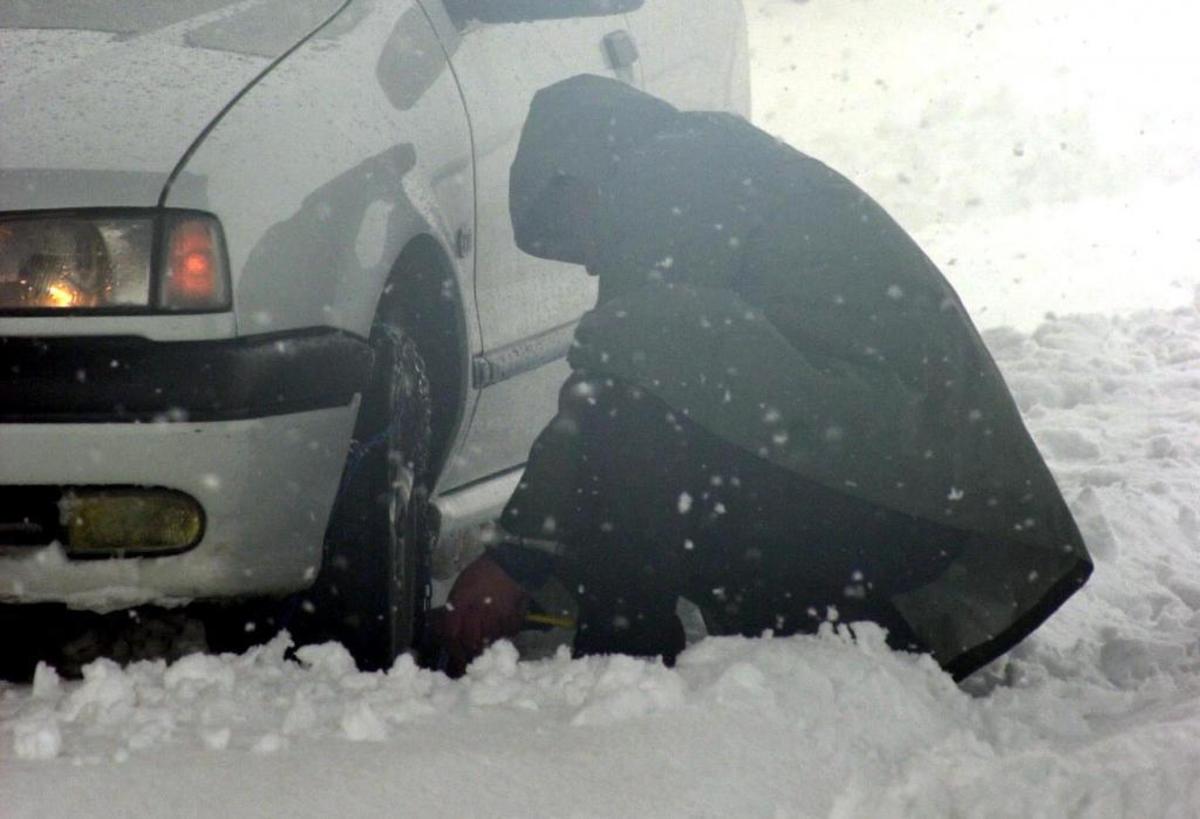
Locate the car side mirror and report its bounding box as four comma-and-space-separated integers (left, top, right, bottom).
445, 0, 644, 25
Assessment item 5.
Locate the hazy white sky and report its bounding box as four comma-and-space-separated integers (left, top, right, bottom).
748, 0, 1200, 329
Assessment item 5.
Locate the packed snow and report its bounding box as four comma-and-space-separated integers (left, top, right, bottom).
4, 1, 1200, 816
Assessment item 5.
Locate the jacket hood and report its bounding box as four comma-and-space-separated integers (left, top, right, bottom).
509, 74, 678, 265
0, 0, 345, 210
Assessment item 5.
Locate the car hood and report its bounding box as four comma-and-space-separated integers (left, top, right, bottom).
0, 0, 347, 211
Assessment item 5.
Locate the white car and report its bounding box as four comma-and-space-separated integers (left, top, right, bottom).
0, 0, 750, 669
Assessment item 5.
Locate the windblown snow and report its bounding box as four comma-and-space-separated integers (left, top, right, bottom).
3, 1, 1200, 816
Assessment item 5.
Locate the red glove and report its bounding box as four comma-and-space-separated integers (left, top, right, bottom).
441, 555, 530, 670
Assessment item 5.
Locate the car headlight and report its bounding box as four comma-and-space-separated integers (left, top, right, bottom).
0, 210, 230, 312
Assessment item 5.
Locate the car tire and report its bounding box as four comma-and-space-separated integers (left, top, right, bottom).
299, 320, 434, 670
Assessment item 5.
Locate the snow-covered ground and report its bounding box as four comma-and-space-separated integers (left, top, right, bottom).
4, 2, 1200, 816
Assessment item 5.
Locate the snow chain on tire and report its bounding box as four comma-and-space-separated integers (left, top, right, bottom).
298, 321, 435, 670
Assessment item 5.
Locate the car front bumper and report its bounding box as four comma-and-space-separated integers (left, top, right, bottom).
0, 329, 370, 609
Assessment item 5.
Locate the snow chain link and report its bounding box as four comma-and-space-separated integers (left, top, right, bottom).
336, 323, 432, 502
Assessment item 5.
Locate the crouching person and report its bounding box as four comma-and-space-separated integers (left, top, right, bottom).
441, 75, 1091, 681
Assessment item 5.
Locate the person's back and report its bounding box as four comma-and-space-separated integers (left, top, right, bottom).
593, 109, 959, 385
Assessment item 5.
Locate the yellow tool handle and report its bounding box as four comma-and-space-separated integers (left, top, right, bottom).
525, 612, 576, 629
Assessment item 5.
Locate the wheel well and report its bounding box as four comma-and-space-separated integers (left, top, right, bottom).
375, 234, 469, 483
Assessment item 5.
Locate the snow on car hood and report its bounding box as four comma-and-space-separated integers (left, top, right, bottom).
0, 0, 346, 210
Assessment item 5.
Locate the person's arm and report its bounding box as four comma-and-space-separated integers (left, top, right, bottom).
486, 539, 558, 589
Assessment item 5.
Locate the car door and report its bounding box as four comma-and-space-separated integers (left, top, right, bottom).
622, 0, 750, 116
420, 0, 640, 486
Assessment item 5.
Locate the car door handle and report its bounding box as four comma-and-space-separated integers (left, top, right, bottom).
603, 29, 639, 70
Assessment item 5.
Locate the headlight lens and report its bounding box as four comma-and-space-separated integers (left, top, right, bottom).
0, 211, 230, 312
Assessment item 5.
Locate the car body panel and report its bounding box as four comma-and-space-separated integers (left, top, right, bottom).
163, 0, 476, 342
417, 0, 618, 481
0, 313, 237, 342
624, 0, 751, 117
0, 0, 346, 211
0, 405, 357, 608
161, 0, 482, 491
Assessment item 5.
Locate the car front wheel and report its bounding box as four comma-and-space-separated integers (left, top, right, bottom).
300, 320, 433, 670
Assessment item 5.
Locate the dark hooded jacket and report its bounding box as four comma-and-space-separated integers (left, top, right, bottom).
504, 74, 1091, 677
